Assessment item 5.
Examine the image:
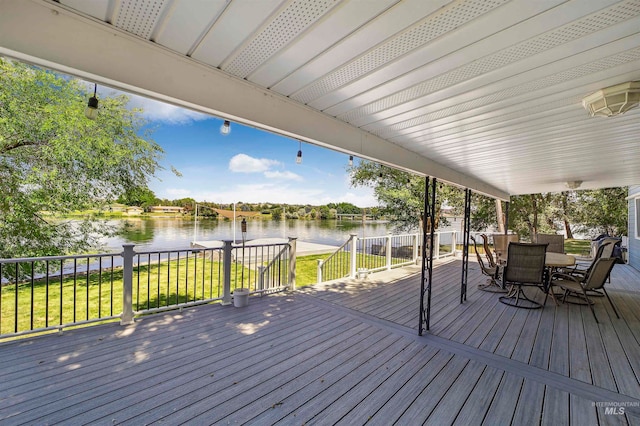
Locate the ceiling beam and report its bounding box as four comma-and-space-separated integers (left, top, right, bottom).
0, 0, 510, 200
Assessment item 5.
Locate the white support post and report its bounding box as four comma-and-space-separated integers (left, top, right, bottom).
350, 233, 358, 278
317, 259, 323, 284
257, 266, 265, 294
413, 233, 419, 264
222, 240, 233, 305
386, 233, 393, 270
288, 237, 297, 291
452, 231, 458, 256
120, 244, 135, 325
435, 233, 441, 259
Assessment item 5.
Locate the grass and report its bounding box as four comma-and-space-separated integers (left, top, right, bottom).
0, 247, 419, 336
564, 239, 591, 256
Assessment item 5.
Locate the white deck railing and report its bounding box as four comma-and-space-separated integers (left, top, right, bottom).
317, 231, 458, 283
0, 239, 295, 338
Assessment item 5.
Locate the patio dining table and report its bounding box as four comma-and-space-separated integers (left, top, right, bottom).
545, 252, 576, 268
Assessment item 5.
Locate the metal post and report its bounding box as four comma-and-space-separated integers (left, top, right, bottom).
504, 201, 510, 234
426, 178, 437, 330
222, 240, 232, 305
350, 233, 358, 278
419, 176, 437, 335
460, 188, 471, 303
386, 233, 393, 270
121, 244, 135, 325
288, 237, 297, 291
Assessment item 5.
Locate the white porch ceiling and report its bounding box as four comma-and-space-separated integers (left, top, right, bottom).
1, 0, 640, 200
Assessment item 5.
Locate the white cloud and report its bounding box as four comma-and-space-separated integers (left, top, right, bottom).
229, 154, 281, 173
264, 170, 303, 181
85, 83, 210, 124
165, 188, 192, 198
126, 93, 209, 124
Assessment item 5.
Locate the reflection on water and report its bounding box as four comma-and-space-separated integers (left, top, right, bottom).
103, 218, 391, 252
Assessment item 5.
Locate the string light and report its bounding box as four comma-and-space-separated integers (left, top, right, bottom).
85, 83, 98, 120
296, 141, 302, 164
220, 120, 231, 135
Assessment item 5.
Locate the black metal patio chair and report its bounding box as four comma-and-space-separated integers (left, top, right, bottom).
499, 242, 548, 309
470, 234, 504, 293
549, 257, 619, 323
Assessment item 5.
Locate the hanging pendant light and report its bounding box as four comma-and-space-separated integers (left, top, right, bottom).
85, 83, 98, 120
296, 141, 302, 164
220, 120, 231, 135
348, 155, 354, 166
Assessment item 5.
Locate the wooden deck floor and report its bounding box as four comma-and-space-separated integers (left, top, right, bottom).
1, 259, 639, 425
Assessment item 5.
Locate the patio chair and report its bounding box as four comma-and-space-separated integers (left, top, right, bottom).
549, 257, 618, 323
499, 242, 548, 309
492, 234, 519, 265
470, 235, 504, 292
534, 233, 564, 253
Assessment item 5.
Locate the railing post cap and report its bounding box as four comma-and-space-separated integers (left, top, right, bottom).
288, 236, 298, 241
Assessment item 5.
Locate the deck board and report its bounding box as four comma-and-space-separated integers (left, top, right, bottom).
1, 259, 640, 424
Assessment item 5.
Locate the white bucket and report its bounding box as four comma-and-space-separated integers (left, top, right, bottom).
233, 288, 250, 308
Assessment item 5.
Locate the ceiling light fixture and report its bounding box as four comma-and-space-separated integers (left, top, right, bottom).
296, 141, 302, 164
565, 180, 582, 190
85, 83, 98, 120
582, 81, 640, 117
220, 120, 231, 135
348, 155, 353, 167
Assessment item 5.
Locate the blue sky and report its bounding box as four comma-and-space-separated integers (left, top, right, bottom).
118, 90, 377, 207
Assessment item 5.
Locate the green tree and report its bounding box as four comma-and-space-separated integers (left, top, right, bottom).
349, 161, 497, 232
0, 58, 165, 258
117, 186, 158, 208
327, 202, 362, 215
572, 188, 628, 237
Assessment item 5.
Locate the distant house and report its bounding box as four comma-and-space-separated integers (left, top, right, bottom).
107, 203, 128, 212
125, 206, 144, 215
149, 206, 185, 214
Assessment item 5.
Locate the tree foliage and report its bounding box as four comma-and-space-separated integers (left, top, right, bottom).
0, 59, 164, 258
509, 188, 627, 239
349, 161, 497, 232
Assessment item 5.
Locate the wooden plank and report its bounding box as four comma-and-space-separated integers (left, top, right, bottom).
424, 359, 487, 424
295, 340, 427, 425
366, 350, 455, 426
549, 298, 570, 376
333, 345, 440, 424
0, 301, 327, 405
269, 334, 411, 425
529, 302, 555, 370
568, 300, 591, 384
570, 394, 599, 426
393, 356, 470, 424
7, 303, 350, 423
453, 365, 503, 425
512, 378, 545, 425
73, 314, 369, 425
481, 372, 523, 425
542, 386, 569, 425
493, 306, 531, 358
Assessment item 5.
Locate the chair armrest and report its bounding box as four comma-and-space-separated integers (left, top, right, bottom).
550, 272, 580, 283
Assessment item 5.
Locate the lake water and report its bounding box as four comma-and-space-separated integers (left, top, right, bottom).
104, 217, 393, 252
